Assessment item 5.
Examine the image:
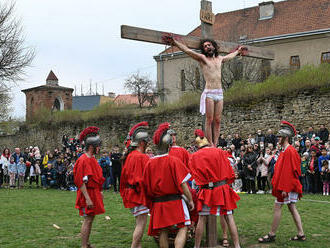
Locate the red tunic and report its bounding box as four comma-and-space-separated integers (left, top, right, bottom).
143, 154, 191, 236
74, 153, 105, 216
169, 146, 190, 170
272, 145, 302, 199
189, 147, 240, 215
120, 150, 149, 208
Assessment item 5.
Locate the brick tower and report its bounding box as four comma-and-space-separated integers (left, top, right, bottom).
22, 70, 74, 120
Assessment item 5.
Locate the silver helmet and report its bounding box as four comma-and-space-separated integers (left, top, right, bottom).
277, 121, 296, 138
130, 126, 150, 147
128, 122, 150, 147
153, 122, 173, 152
85, 135, 102, 148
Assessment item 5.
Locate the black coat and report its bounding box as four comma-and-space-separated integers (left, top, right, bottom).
243, 152, 258, 178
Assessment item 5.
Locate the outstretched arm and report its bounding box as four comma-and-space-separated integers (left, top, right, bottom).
222, 46, 247, 62
162, 34, 205, 63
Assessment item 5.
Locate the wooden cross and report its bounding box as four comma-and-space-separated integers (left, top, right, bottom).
121, 1, 273, 247
121, 3, 274, 60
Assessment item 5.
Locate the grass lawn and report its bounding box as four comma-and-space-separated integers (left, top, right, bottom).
0, 188, 329, 248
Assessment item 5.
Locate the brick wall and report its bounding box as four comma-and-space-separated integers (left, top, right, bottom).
24, 88, 73, 120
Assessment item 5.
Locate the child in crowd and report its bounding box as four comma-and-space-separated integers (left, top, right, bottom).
8, 157, 17, 189
29, 160, 41, 187
232, 157, 243, 193
320, 160, 330, 195
300, 152, 309, 192
17, 157, 26, 189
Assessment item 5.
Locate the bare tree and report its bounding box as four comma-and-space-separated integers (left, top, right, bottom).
0, 3, 34, 81
0, 2, 34, 120
124, 73, 156, 108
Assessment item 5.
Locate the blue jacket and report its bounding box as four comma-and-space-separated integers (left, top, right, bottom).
98, 156, 111, 176
8, 162, 17, 173
17, 162, 26, 175
318, 155, 330, 172
12, 153, 24, 164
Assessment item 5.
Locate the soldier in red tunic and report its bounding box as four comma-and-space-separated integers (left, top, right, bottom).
120, 122, 150, 248
74, 126, 105, 248
258, 121, 305, 243
189, 129, 241, 248
143, 122, 194, 248
168, 128, 190, 170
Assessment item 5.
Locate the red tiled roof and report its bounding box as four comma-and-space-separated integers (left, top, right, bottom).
162, 0, 330, 54
46, 70, 58, 81
114, 94, 157, 106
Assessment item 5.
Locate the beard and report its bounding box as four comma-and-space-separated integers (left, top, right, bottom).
204, 48, 215, 57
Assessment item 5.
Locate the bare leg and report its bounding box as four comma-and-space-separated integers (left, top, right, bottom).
205, 98, 215, 146
131, 213, 147, 248
194, 216, 206, 248
225, 215, 240, 248
287, 203, 304, 236
270, 203, 282, 235
213, 100, 223, 147
174, 226, 188, 248
159, 229, 169, 248
81, 215, 95, 248
220, 215, 229, 246
258, 203, 282, 242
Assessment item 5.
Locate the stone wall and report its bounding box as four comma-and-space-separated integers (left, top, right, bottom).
0, 89, 329, 151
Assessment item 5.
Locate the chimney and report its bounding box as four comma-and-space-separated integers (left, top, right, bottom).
108, 92, 116, 98
259, 1, 274, 20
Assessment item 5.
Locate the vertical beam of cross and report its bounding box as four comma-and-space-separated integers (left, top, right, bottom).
200, 2, 218, 247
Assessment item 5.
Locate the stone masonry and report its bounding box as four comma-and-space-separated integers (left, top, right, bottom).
1, 89, 329, 151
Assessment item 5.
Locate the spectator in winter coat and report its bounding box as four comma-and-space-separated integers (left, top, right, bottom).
8, 157, 17, 188
243, 145, 258, 194
17, 158, 26, 189
318, 125, 329, 144
98, 151, 112, 190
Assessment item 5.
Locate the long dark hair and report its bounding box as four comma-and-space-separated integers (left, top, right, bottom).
2, 148, 10, 158
199, 39, 219, 57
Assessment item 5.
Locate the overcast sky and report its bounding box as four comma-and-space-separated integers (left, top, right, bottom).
7, 0, 283, 119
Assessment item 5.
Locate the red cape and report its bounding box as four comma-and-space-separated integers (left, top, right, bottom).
120, 150, 149, 208
143, 154, 190, 236
74, 153, 105, 216
189, 147, 240, 214
169, 146, 191, 170
272, 145, 302, 198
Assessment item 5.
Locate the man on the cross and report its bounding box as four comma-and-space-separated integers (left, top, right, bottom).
163, 35, 246, 146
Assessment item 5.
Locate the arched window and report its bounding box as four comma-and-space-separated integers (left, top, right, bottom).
52, 96, 64, 111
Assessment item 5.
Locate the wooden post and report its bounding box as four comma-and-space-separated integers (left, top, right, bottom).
201, 2, 218, 247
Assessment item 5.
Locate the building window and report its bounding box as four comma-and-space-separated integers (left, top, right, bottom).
181, 70, 186, 91
290, 56, 300, 70
321, 52, 330, 63
195, 67, 200, 90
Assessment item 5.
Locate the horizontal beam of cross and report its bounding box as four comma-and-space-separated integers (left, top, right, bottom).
121, 25, 274, 60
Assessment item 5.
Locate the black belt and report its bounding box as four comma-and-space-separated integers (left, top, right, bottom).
200, 180, 227, 189
153, 194, 181, 203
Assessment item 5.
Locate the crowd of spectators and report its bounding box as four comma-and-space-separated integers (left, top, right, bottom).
0, 135, 123, 191
0, 125, 329, 196
213, 125, 330, 195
